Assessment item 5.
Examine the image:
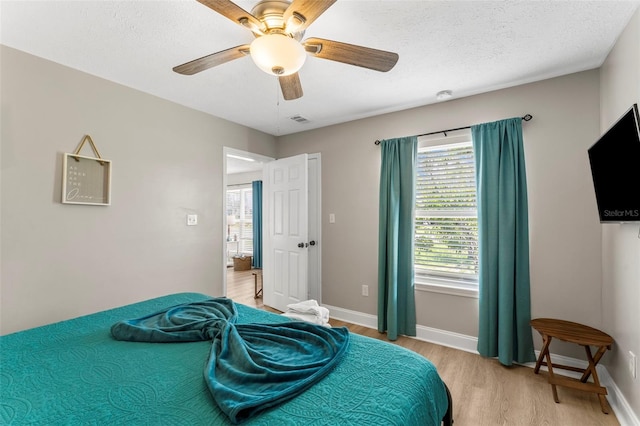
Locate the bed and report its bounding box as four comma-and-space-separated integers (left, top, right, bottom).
1, 292, 452, 425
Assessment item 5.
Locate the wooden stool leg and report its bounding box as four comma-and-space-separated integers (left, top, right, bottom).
544, 344, 560, 403
534, 334, 551, 374
583, 346, 610, 414
254, 273, 258, 297
253, 272, 262, 299
534, 334, 559, 402
581, 345, 608, 383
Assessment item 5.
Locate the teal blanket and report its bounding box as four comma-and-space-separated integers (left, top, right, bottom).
110, 298, 349, 424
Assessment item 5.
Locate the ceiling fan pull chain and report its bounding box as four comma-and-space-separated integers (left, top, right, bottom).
276, 79, 281, 135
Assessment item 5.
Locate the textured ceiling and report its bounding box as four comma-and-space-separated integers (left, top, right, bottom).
1, 0, 639, 137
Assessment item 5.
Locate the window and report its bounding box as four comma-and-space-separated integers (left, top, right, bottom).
415, 134, 478, 296
226, 186, 253, 257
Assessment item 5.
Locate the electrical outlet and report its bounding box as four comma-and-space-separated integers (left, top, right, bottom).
187, 214, 198, 226
629, 351, 637, 379
362, 285, 369, 297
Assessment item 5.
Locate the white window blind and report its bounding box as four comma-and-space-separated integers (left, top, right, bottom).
415, 141, 478, 280
226, 186, 253, 255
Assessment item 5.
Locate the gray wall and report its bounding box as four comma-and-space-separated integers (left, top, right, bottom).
0, 45, 277, 334
277, 70, 604, 354
600, 7, 640, 418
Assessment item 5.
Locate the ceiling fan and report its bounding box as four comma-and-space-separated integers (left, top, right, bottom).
173, 0, 399, 100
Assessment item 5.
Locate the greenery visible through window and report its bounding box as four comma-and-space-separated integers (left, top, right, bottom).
415, 140, 478, 282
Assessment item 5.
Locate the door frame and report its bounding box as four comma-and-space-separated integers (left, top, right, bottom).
307, 153, 322, 303
222, 148, 321, 304
222, 147, 274, 297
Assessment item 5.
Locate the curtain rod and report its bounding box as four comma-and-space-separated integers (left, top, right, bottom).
374, 114, 533, 145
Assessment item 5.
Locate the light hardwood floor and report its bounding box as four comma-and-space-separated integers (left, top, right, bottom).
227, 268, 620, 426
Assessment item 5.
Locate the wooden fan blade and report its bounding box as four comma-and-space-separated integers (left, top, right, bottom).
173, 45, 250, 75
283, 0, 336, 33
279, 73, 303, 100
303, 37, 398, 72
197, 0, 264, 34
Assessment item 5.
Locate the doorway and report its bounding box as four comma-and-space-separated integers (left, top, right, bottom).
222, 148, 321, 308
223, 148, 273, 299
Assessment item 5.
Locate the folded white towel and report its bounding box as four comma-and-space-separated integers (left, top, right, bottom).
282, 311, 332, 328
282, 299, 331, 327
286, 299, 322, 314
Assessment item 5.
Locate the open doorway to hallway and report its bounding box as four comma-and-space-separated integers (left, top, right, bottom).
223, 148, 274, 299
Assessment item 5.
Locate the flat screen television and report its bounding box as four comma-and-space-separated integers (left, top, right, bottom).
588, 103, 640, 223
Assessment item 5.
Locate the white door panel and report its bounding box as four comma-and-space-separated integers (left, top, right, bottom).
263, 154, 308, 312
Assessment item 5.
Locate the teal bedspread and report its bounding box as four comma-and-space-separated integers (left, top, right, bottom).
1, 293, 449, 425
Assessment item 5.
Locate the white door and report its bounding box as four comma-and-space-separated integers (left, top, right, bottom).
263, 154, 309, 312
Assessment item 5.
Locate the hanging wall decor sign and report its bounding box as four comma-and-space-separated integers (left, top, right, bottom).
62, 135, 111, 206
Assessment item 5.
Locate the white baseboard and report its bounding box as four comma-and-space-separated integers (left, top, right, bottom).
599, 367, 640, 426
324, 304, 378, 329
415, 324, 479, 353
324, 304, 638, 425
325, 303, 480, 353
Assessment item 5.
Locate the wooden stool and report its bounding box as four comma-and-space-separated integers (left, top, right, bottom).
530, 318, 613, 414
252, 270, 262, 299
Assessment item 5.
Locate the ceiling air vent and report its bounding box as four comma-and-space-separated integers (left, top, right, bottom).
290, 114, 310, 124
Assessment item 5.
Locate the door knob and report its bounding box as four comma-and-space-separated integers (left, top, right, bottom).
298, 242, 305, 248
309, 240, 316, 246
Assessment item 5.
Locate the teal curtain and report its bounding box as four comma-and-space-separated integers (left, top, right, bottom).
377, 137, 417, 341
252, 180, 262, 268
471, 118, 535, 366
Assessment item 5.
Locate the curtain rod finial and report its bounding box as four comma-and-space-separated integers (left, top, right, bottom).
374, 140, 381, 145
523, 114, 533, 121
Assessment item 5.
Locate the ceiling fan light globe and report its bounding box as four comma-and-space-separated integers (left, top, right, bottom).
250, 34, 306, 76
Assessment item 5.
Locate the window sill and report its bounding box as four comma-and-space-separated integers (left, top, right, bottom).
415, 276, 479, 299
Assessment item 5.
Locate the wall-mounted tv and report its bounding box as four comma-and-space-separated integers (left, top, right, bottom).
588, 103, 640, 223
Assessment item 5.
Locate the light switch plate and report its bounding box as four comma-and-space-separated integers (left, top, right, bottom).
187, 214, 198, 226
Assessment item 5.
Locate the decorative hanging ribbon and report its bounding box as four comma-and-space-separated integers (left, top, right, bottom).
72, 134, 105, 165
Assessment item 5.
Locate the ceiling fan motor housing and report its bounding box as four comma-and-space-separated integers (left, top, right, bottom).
251, 0, 304, 40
